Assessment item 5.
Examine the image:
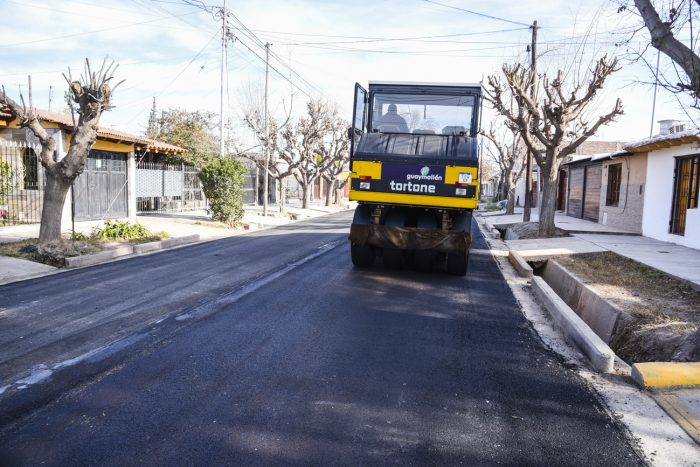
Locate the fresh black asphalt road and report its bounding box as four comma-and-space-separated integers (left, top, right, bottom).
0, 211, 644, 465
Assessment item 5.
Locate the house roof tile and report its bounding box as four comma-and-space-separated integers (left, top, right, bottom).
0, 105, 186, 154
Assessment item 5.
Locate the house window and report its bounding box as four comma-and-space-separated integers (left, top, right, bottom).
670, 155, 700, 235
606, 163, 622, 206
22, 148, 39, 190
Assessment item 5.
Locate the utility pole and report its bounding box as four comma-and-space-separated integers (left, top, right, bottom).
262, 42, 271, 217
219, 0, 227, 158
48, 85, 53, 112
523, 19, 538, 222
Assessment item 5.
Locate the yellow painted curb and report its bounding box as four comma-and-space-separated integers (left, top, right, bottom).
632, 362, 700, 387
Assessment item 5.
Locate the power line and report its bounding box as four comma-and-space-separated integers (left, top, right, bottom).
265, 29, 530, 46
227, 13, 323, 96
421, 0, 531, 28
234, 36, 313, 99
242, 27, 528, 41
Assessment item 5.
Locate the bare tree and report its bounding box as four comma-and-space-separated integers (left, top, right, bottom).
319, 112, 350, 206
481, 122, 526, 215
484, 55, 623, 236
630, 0, 700, 101
238, 83, 296, 212
280, 99, 333, 209
0, 59, 123, 248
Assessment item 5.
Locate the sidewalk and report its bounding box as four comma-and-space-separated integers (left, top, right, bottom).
0, 201, 353, 285
479, 207, 634, 234
478, 208, 700, 289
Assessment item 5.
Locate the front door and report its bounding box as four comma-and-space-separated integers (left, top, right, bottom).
671, 155, 700, 235
350, 83, 367, 157
583, 165, 602, 221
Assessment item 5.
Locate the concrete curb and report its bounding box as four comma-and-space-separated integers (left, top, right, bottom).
632, 362, 700, 388
531, 276, 615, 373
65, 245, 134, 268
508, 250, 533, 278
133, 234, 200, 255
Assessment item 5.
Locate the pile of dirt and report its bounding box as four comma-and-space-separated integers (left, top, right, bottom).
556, 252, 700, 363
503, 222, 568, 240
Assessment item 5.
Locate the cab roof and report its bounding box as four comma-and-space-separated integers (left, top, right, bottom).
368, 80, 482, 88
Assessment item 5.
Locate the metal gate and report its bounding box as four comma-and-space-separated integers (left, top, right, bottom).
74, 150, 128, 221
136, 161, 206, 213
0, 140, 44, 225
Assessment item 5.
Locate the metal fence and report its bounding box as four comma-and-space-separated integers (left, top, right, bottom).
0, 140, 44, 226
136, 161, 206, 213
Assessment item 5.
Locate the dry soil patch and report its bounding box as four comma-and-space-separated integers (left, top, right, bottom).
556, 252, 700, 363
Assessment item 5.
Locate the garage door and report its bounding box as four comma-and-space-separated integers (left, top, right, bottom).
74, 150, 128, 221
582, 165, 602, 221
567, 167, 584, 217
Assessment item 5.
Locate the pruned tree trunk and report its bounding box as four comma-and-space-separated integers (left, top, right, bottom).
324, 177, 334, 206
301, 180, 310, 209
279, 176, 287, 214
538, 156, 560, 237
506, 188, 516, 215
39, 175, 71, 244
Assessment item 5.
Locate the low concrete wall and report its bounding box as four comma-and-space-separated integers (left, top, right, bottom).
133, 234, 200, 255
532, 276, 615, 373
508, 250, 533, 278
541, 260, 622, 343
65, 245, 134, 269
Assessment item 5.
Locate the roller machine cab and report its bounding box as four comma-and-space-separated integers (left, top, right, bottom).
348, 81, 482, 275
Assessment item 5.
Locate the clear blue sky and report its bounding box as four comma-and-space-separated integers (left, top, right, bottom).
0, 0, 692, 144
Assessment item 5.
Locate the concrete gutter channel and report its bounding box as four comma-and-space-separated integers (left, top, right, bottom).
475, 214, 700, 447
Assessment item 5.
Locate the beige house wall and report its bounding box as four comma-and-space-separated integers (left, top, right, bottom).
598, 154, 647, 233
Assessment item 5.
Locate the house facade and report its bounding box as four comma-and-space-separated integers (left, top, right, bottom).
0, 106, 188, 228
561, 151, 647, 233
624, 130, 700, 249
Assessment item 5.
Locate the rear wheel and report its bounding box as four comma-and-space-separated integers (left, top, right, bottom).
382, 207, 406, 269
383, 248, 403, 269
414, 211, 436, 272
414, 250, 434, 271
351, 242, 374, 267
447, 252, 468, 276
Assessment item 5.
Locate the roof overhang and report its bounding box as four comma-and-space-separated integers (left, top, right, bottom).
624, 130, 700, 152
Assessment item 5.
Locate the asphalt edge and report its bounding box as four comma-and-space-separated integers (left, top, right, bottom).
473, 212, 700, 464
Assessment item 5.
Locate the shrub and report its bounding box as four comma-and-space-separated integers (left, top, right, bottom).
0, 160, 17, 203
198, 157, 246, 226
95, 220, 151, 240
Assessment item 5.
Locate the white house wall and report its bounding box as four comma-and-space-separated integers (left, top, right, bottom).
642, 142, 700, 249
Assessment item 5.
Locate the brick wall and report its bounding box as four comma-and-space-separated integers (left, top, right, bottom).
598, 154, 647, 233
